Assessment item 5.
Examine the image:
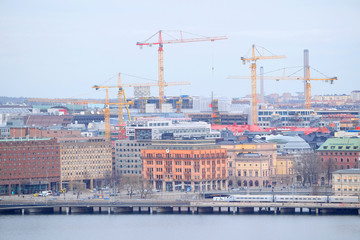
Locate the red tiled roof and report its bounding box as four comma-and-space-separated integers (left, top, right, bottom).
211, 124, 264, 135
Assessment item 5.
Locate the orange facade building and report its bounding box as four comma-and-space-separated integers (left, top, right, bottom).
142, 140, 228, 192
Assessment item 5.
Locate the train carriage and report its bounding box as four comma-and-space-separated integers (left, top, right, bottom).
274, 195, 327, 203
328, 196, 359, 203
228, 195, 273, 202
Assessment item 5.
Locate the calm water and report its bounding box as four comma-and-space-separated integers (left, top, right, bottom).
1, 214, 360, 240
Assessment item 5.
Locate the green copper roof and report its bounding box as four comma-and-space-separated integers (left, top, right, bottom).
318, 137, 360, 151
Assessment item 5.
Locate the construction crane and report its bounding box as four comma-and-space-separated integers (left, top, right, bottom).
29, 88, 133, 141
237, 44, 285, 125
229, 49, 337, 111
117, 72, 190, 112
136, 30, 227, 111
92, 85, 133, 141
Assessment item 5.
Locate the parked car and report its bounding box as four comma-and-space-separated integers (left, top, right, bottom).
38, 190, 52, 197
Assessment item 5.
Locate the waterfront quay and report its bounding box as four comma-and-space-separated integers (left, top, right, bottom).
1, 199, 359, 216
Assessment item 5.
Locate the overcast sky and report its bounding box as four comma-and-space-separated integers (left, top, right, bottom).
1, 0, 359, 100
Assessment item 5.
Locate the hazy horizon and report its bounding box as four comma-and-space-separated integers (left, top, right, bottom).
1, 0, 359, 100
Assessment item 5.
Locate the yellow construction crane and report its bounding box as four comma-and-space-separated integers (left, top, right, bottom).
237, 44, 285, 125
117, 73, 190, 112
92, 85, 133, 141
29, 88, 133, 141
137, 30, 227, 111
229, 50, 337, 111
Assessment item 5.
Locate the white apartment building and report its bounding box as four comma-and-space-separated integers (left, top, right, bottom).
126, 118, 221, 140
257, 109, 315, 127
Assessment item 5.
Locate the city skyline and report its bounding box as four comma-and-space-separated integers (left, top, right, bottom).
1, 0, 359, 100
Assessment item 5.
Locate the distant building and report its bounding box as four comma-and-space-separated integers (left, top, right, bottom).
58, 137, 112, 190
258, 109, 315, 127
274, 153, 295, 186
142, 139, 228, 192
317, 137, 360, 185
0, 127, 10, 138
0, 138, 60, 195
126, 118, 221, 140
266, 135, 313, 154
114, 139, 151, 176
186, 112, 248, 125
332, 169, 360, 196
313, 94, 351, 104
26, 115, 74, 128
234, 153, 271, 187
219, 142, 279, 187
350, 90, 360, 102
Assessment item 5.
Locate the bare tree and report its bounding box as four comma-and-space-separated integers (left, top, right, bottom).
137, 177, 152, 199
123, 176, 139, 199
294, 153, 320, 187
320, 157, 336, 186
73, 181, 86, 199
103, 170, 113, 188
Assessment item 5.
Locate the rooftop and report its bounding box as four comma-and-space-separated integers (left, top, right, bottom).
317, 137, 360, 151
0, 137, 52, 142
333, 168, 360, 174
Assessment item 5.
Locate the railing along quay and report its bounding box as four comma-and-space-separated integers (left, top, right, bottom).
1, 199, 359, 216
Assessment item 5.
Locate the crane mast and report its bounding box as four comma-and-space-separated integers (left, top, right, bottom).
230, 49, 337, 110
158, 31, 165, 110
92, 85, 133, 141
118, 73, 124, 126
137, 30, 227, 112
241, 44, 285, 125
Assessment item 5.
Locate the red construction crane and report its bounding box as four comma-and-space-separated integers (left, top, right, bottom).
137, 30, 227, 111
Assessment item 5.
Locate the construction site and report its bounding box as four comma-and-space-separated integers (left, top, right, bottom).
12, 30, 356, 142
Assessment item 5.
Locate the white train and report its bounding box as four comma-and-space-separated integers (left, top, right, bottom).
215, 195, 359, 203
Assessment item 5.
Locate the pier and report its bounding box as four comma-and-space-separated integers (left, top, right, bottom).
1, 200, 359, 216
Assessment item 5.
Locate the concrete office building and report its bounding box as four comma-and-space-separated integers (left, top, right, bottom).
58, 137, 112, 190
114, 139, 151, 176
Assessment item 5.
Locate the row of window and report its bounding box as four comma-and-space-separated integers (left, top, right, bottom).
62, 160, 111, 165
63, 165, 110, 171
1, 161, 58, 167
116, 143, 148, 147
145, 153, 226, 158
237, 170, 269, 177
117, 154, 139, 157
0, 156, 58, 162
320, 152, 357, 156
116, 148, 141, 152
61, 171, 108, 177
62, 155, 110, 160
118, 159, 140, 163
0, 146, 58, 151
323, 146, 358, 150
61, 145, 109, 149
117, 170, 142, 174
118, 165, 140, 169
321, 158, 357, 163
1, 171, 59, 177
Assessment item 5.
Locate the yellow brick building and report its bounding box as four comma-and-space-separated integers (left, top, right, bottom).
332, 169, 360, 196
58, 137, 112, 190
221, 142, 280, 187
